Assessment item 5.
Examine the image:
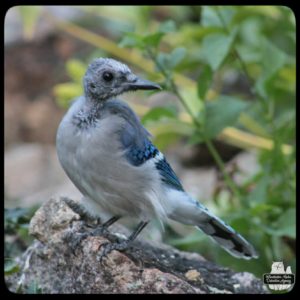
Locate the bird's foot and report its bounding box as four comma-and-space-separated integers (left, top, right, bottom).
64, 215, 120, 256
66, 231, 90, 256
64, 225, 111, 256
97, 239, 130, 263
96, 221, 149, 263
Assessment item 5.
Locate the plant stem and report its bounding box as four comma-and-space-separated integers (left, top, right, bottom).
204, 138, 241, 197
147, 47, 241, 199
174, 82, 241, 198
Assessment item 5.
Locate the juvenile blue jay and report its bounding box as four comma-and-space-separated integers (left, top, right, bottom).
56, 58, 258, 260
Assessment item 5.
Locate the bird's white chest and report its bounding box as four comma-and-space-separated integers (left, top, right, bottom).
57, 111, 122, 174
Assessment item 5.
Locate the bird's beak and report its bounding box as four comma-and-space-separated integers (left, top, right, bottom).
127, 77, 161, 91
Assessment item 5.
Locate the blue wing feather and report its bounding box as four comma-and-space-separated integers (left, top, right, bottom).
155, 157, 184, 191
107, 99, 184, 191
125, 140, 158, 166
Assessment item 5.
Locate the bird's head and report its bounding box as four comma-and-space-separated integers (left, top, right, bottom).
83, 58, 161, 101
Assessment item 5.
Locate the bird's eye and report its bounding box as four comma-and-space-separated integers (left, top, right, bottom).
90, 83, 96, 89
102, 71, 114, 82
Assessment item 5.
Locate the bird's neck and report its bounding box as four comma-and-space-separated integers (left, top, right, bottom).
84, 95, 105, 111
72, 96, 105, 129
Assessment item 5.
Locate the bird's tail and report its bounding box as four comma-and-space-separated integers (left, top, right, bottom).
195, 211, 258, 259
166, 191, 258, 259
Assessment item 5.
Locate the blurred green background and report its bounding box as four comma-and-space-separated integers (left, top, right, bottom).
4, 5, 295, 283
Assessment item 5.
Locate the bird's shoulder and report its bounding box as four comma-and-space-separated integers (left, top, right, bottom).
103, 99, 154, 165
104, 99, 184, 191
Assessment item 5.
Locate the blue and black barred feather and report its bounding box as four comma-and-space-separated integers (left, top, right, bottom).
126, 140, 158, 166
155, 157, 184, 191
125, 139, 184, 191
111, 98, 184, 192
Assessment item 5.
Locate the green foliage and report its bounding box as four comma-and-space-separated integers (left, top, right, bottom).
200, 29, 237, 71
273, 208, 295, 239
5, 259, 20, 276
188, 96, 250, 144
119, 20, 176, 50
141, 106, 177, 124
5, 206, 37, 261
157, 47, 186, 71
203, 96, 250, 139
255, 38, 288, 99
54, 59, 86, 108
5, 206, 37, 233
51, 6, 295, 280
197, 64, 213, 100
119, 32, 163, 49
66, 59, 87, 83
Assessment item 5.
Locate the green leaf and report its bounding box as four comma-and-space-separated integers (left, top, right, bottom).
168, 231, 205, 247
197, 64, 213, 99
181, 86, 204, 117
120, 30, 166, 49
146, 119, 194, 141
250, 203, 281, 216
152, 132, 180, 150
229, 215, 252, 233
5, 260, 20, 276
200, 30, 236, 71
66, 59, 86, 83
273, 208, 296, 238
158, 20, 176, 33
118, 32, 144, 49
5, 207, 33, 225
156, 52, 170, 71
202, 6, 223, 27
204, 95, 249, 138
53, 83, 83, 108
187, 130, 205, 145
143, 32, 164, 48
169, 47, 186, 69
156, 47, 186, 71
255, 38, 287, 99
261, 38, 287, 78
141, 107, 176, 124
248, 173, 269, 204
202, 6, 235, 28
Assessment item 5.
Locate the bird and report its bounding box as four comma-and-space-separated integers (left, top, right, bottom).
56, 57, 258, 260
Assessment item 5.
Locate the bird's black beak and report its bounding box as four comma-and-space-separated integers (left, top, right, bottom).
127, 77, 161, 91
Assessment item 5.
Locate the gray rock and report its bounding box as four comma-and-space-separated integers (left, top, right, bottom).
5, 197, 268, 294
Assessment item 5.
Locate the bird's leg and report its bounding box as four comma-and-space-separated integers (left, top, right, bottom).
90, 215, 121, 237
97, 221, 148, 263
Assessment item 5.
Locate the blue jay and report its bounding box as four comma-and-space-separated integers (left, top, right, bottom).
56, 58, 258, 260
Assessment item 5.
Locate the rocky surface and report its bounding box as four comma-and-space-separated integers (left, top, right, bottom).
5, 197, 267, 294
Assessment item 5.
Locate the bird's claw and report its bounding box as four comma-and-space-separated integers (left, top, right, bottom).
65, 225, 110, 256
97, 240, 130, 263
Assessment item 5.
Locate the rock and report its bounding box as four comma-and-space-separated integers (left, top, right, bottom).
5, 197, 268, 294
